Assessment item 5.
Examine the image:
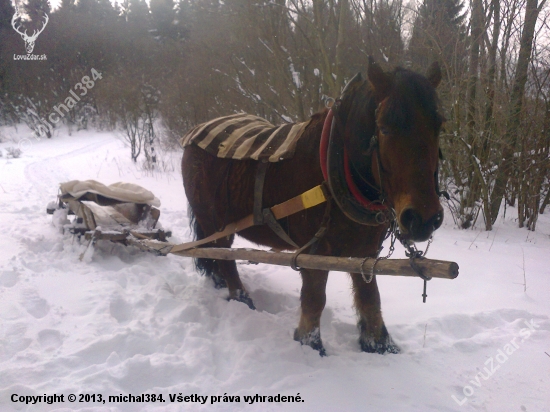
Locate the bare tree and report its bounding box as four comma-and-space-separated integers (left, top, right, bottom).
489, 0, 547, 226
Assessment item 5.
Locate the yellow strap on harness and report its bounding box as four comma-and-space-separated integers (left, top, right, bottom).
301, 185, 326, 209
170, 185, 326, 253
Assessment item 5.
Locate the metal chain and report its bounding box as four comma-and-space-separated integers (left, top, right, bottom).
423, 236, 433, 257
401, 236, 433, 259
360, 216, 437, 284
360, 222, 397, 283
399, 233, 432, 274
396, 231, 433, 303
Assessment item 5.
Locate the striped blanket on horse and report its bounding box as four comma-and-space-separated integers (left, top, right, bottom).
180, 113, 311, 162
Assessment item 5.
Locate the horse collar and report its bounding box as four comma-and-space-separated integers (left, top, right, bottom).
320, 106, 390, 225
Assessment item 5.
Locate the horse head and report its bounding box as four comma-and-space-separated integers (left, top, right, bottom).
334, 58, 445, 242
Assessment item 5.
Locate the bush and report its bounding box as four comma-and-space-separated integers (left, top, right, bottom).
6, 147, 22, 158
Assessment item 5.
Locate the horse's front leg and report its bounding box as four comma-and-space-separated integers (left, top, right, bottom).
294, 269, 329, 356
350, 274, 400, 354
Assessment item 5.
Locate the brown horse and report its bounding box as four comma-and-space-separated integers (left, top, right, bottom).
181, 59, 444, 355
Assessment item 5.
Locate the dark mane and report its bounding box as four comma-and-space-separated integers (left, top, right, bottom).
338, 78, 377, 153
380, 68, 443, 133
335, 67, 444, 150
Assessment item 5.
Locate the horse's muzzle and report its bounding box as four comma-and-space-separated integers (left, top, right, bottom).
399, 207, 443, 242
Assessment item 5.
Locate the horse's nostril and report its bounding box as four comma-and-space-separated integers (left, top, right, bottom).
400, 208, 422, 235
432, 210, 444, 230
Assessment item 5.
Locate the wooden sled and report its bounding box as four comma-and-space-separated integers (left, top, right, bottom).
47, 180, 171, 244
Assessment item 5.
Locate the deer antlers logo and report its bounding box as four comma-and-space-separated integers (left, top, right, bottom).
11, 10, 49, 54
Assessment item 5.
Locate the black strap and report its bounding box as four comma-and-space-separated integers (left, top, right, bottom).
435, 165, 450, 200
253, 160, 331, 252
254, 160, 270, 225
290, 194, 332, 270
253, 159, 300, 248
262, 208, 299, 248
290, 226, 326, 271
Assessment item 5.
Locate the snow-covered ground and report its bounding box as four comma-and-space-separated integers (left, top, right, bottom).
0, 126, 548, 412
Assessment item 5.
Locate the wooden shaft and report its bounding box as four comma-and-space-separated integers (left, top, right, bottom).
169, 247, 458, 279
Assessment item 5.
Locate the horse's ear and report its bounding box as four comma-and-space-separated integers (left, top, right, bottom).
367, 56, 391, 98
426, 62, 442, 88
341, 72, 363, 96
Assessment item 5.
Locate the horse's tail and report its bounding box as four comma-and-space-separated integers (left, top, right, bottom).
187, 205, 226, 288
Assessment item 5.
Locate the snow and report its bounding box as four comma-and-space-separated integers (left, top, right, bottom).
259, 39, 274, 55
288, 63, 301, 90
0, 126, 549, 412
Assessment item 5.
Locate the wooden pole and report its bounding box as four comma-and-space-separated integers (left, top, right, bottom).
133, 240, 458, 280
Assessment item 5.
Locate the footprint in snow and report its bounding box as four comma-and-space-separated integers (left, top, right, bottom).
248, 288, 298, 314
0, 270, 19, 287
110, 295, 133, 323
37, 329, 63, 351
20, 289, 50, 319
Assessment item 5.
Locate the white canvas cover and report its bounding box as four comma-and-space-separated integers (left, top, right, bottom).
60, 180, 161, 207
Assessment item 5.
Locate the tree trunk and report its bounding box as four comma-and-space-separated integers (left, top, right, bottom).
334, 0, 349, 96
489, 0, 546, 226
482, 0, 500, 162
466, 0, 483, 145
464, 0, 484, 225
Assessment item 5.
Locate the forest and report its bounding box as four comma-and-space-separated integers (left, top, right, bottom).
0, 0, 549, 232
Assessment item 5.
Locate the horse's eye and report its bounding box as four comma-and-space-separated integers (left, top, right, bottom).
379, 127, 391, 136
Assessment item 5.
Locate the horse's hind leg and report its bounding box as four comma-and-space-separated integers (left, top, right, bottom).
194, 254, 228, 289
350, 274, 399, 354
194, 236, 255, 309
294, 269, 329, 356
189, 207, 255, 309
215, 258, 255, 310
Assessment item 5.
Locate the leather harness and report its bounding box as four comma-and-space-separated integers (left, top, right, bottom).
172, 92, 391, 254
166, 75, 451, 302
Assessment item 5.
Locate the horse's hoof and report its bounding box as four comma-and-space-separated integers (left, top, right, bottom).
210, 274, 227, 289
294, 327, 326, 356
229, 289, 256, 310
359, 335, 400, 354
